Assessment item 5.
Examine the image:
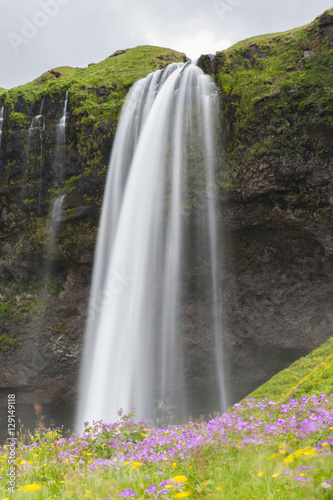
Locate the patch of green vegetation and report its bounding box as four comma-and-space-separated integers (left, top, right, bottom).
47, 279, 64, 296
9, 111, 30, 126
0, 333, 19, 350
247, 337, 333, 402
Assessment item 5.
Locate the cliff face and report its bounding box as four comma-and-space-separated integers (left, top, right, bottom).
0, 10, 333, 419
198, 9, 333, 402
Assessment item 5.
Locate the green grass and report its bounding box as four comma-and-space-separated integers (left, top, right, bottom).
0, 397, 332, 499
247, 337, 333, 402
1, 45, 187, 124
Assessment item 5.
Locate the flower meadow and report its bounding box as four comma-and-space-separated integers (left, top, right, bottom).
1, 395, 333, 499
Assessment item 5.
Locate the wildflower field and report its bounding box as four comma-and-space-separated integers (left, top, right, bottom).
1, 394, 333, 500
1, 338, 333, 499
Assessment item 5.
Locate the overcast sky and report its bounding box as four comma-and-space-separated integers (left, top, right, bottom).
1, 0, 332, 89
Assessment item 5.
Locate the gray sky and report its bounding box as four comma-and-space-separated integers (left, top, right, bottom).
1, 0, 332, 89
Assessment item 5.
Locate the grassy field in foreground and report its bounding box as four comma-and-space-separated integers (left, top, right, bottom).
1, 339, 333, 499
0, 397, 332, 499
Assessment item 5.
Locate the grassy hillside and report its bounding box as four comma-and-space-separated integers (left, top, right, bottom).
1, 46, 187, 125
247, 337, 333, 402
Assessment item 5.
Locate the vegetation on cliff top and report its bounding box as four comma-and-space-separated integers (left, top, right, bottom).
208, 8, 333, 192
0, 46, 187, 124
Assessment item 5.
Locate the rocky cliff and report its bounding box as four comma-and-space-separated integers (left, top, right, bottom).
0, 10, 332, 425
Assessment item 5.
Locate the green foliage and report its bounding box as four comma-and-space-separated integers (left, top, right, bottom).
0, 333, 19, 350
82, 409, 146, 459
47, 279, 63, 296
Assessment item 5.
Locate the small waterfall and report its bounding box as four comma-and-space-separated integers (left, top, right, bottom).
0, 106, 4, 151
44, 193, 66, 268
77, 63, 226, 429
54, 91, 68, 185
50, 194, 66, 233
25, 99, 45, 216
45, 92, 69, 273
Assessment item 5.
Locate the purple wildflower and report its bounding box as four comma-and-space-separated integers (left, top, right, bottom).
119, 489, 137, 497
145, 484, 157, 494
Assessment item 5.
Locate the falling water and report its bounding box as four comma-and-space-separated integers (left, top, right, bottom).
25, 99, 45, 215
44, 93, 69, 276
48, 92, 69, 242
54, 91, 68, 185
0, 107, 4, 151
45, 194, 66, 263
77, 62, 226, 429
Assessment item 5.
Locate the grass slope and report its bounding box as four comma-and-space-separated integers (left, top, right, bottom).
1, 46, 187, 124
247, 337, 333, 402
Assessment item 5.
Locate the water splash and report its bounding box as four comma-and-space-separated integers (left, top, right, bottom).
77, 63, 226, 429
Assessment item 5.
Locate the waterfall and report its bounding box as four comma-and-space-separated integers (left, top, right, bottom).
0, 106, 4, 151
44, 93, 69, 274
77, 62, 226, 429
48, 92, 69, 242
45, 193, 66, 263
25, 99, 45, 216
54, 91, 68, 185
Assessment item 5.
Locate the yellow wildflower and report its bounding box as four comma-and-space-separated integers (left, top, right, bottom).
130, 461, 143, 469
173, 493, 190, 499
172, 475, 188, 483
257, 472, 263, 476
303, 449, 316, 456
23, 484, 43, 492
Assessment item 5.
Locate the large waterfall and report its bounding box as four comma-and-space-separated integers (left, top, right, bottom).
77, 62, 226, 428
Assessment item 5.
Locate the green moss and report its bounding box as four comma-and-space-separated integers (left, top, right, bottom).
47, 279, 64, 296
0, 333, 19, 350
9, 111, 30, 126
247, 337, 333, 402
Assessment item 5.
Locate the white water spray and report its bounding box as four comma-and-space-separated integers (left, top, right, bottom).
77, 63, 226, 428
